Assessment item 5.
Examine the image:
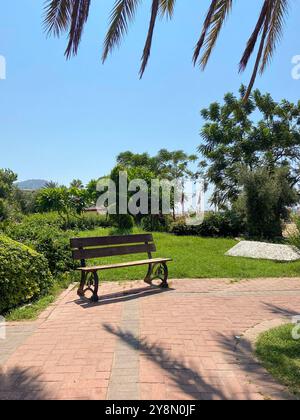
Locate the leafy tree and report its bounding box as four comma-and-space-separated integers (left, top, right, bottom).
0, 169, 18, 221
115, 149, 197, 218
0, 169, 17, 200
199, 86, 300, 208
238, 167, 298, 239
44, 0, 290, 98
36, 187, 88, 227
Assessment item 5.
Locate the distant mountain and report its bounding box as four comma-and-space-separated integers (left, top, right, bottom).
15, 179, 48, 191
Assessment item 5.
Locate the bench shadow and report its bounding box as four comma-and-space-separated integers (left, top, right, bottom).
0, 367, 46, 400
103, 323, 226, 400
74, 285, 174, 308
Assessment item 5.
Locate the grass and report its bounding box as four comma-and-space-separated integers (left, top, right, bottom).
6, 273, 76, 322
256, 324, 300, 397
76, 228, 300, 281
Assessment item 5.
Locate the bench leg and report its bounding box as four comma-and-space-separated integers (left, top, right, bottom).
160, 263, 169, 289
77, 271, 86, 298
144, 263, 169, 288
77, 271, 99, 303
91, 272, 99, 303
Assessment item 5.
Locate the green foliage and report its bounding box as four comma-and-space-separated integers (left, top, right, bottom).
0, 235, 53, 314
0, 169, 19, 221
5, 222, 75, 274
239, 168, 298, 239
6, 272, 77, 321
141, 215, 172, 233
287, 216, 300, 250
109, 213, 134, 234
3, 212, 110, 273
199, 87, 300, 209
36, 187, 89, 226
172, 211, 246, 238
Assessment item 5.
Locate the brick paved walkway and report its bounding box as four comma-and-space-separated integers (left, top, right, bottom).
1, 278, 300, 400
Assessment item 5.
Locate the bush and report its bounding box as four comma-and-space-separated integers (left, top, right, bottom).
171, 211, 246, 238
109, 214, 134, 233
141, 215, 172, 232
5, 222, 76, 275
0, 235, 53, 314
4, 212, 110, 232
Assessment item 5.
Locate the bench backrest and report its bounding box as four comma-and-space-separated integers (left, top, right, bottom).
70, 234, 156, 265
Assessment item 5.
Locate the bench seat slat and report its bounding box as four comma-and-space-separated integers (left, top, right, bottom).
77, 258, 172, 272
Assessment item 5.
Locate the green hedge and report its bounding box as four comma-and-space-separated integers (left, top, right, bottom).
4, 222, 76, 275
171, 211, 246, 238
3, 212, 111, 232
0, 235, 53, 314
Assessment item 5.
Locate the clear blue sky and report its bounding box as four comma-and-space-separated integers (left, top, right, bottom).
1, 0, 300, 185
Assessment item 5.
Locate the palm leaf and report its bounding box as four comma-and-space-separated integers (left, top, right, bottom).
193, 0, 218, 66
243, 3, 271, 101
197, 0, 233, 70
159, 0, 176, 19
140, 0, 160, 78
260, 0, 289, 73
64, 0, 91, 58
239, 0, 269, 72
43, 0, 73, 37
102, 0, 142, 63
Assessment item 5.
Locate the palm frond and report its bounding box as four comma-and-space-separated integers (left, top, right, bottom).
195, 0, 233, 70
239, 0, 269, 72
243, 4, 271, 101
260, 0, 289, 73
159, 0, 176, 19
65, 0, 91, 59
193, 0, 218, 66
43, 0, 73, 37
140, 0, 160, 78
102, 0, 142, 63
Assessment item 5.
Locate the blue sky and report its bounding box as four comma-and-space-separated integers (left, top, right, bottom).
1, 0, 300, 185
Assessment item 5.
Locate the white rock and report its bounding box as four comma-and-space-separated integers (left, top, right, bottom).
226, 241, 300, 262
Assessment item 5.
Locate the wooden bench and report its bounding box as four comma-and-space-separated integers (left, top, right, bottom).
70, 234, 172, 302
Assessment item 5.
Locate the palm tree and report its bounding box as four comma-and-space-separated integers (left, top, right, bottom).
70, 179, 84, 189
44, 181, 59, 189
44, 0, 289, 99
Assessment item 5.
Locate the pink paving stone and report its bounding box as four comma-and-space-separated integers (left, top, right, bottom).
0, 278, 299, 400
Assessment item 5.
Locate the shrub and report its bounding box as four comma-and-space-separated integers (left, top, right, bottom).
5, 212, 110, 232
141, 215, 172, 232
0, 235, 53, 314
5, 220, 76, 274
171, 211, 246, 238
109, 214, 134, 233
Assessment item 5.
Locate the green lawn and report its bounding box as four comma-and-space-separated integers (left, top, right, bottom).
256, 324, 300, 397
76, 228, 300, 280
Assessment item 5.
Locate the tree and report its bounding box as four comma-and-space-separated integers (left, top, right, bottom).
70, 179, 84, 189
0, 169, 18, 221
44, 0, 290, 99
44, 181, 59, 189
36, 186, 88, 226
238, 167, 298, 239
199, 86, 300, 208
0, 169, 17, 200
